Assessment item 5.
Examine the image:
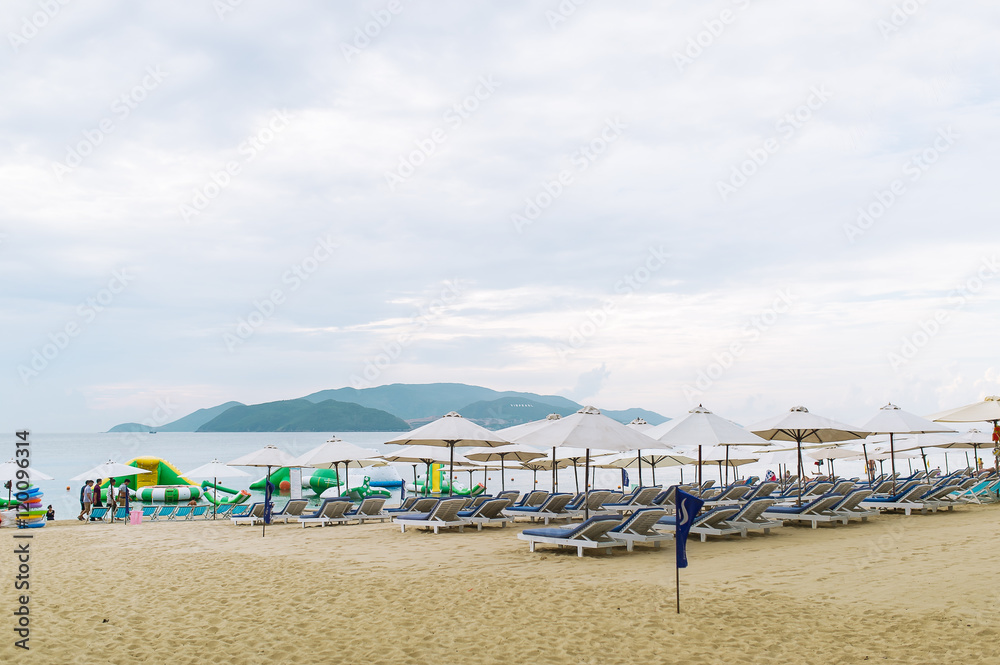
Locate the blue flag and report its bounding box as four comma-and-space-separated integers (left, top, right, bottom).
263, 479, 275, 524
674, 489, 705, 569
621, 469, 630, 488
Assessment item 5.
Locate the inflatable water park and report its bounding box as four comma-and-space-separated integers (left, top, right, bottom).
405, 464, 486, 497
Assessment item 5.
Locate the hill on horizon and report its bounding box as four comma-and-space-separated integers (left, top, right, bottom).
196, 399, 410, 432
107, 382, 669, 432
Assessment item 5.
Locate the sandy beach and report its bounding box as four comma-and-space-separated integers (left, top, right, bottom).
3, 505, 999, 665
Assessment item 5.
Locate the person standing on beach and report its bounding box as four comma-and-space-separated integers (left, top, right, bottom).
90, 478, 104, 521
117, 479, 131, 518
106, 478, 117, 522
78, 480, 94, 521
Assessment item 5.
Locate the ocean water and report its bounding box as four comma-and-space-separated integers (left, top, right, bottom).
5, 432, 971, 519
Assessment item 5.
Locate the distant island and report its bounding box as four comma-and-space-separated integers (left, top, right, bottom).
107, 382, 669, 433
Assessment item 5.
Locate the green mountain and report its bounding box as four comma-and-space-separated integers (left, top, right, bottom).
107, 383, 668, 432
301, 383, 580, 421
159, 401, 245, 431
195, 399, 410, 432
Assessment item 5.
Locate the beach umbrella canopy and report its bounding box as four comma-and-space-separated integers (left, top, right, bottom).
861, 403, 955, 490
381, 445, 473, 496
511, 406, 655, 518
749, 406, 867, 503
385, 412, 510, 496
929, 396, 1000, 469
498, 414, 565, 491
182, 459, 251, 520
928, 396, 1000, 425
650, 405, 768, 487
593, 450, 695, 486
465, 444, 544, 492
0, 459, 54, 483
70, 460, 152, 482
694, 446, 759, 486
227, 445, 300, 536
626, 417, 654, 432
293, 438, 384, 496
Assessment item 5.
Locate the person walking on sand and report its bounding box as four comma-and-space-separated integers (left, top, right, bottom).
78, 480, 94, 521
106, 478, 117, 522
90, 478, 103, 521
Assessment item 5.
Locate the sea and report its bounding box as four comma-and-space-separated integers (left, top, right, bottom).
6, 432, 972, 519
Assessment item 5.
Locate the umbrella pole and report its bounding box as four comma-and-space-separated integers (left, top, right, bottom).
213, 476, 217, 520
583, 449, 591, 521
651, 463, 657, 486
573, 462, 579, 494
724, 447, 730, 486
501, 456, 505, 493
532, 469, 537, 487
890, 434, 897, 494
944, 453, 949, 474
636, 450, 642, 487
551, 447, 556, 493
796, 438, 804, 507
863, 444, 872, 485
262, 465, 271, 538
717, 461, 723, 489
697, 446, 702, 492
449, 443, 454, 497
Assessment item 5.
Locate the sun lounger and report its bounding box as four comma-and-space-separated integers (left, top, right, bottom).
112, 507, 129, 521
702, 485, 752, 507
212, 504, 235, 518
566, 490, 612, 517
268, 499, 309, 524
657, 506, 742, 542
297, 498, 352, 528
140, 506, 158, 520
860, 484, 933, 515
504, 493, 574, 524
154, 506, 177, 520
457, 498, 514, 530
396, 498, 468, 533
87, 507, 109, 522
829, 480, 857, 495
762, 495, 847, 528
513, 490, 549, 507
231, 502, 269, 526
724, 498, 781, 536
518, 515, 625, 557
608, 508, 671, 551
386, 497, 438, 515
336, 497, 390, 524
742, 482, 778, 501
495, 490, 520, 504
602, 487, 663, 513
830, 489, 876, 521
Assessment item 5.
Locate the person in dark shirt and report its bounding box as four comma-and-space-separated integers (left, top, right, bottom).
46, 505, 55, 521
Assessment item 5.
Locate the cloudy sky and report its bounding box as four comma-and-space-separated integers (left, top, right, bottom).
3, 1, 999, 432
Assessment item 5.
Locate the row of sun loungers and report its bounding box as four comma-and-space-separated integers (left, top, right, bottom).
86, 504, 241, 522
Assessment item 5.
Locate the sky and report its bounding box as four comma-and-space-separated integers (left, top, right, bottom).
2, 1, 999, 432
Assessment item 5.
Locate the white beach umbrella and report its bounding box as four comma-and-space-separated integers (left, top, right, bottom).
293, 437, 383, 496
498, 414, 564, 492
860, 403, 956, 491
749, 406, 867, 504
182, 459, 251, 519
695, 446, 759, 486
651, 405, 768, 488
465, 444, 544, 492
385, 412, 510, 496
227, 445, 300, 536
0, 459, 54, 483
380, 445, 473, 495
511, 406, 656, 519
593, 450, 695, 486
626, 417, 654, 432
71, 459, 152, 482
519, 457, 570, 490
0, 459, 54, 508
929, 396, 1000, 470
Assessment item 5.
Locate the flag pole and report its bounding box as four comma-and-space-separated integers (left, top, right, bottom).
675, 561, 681, 614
